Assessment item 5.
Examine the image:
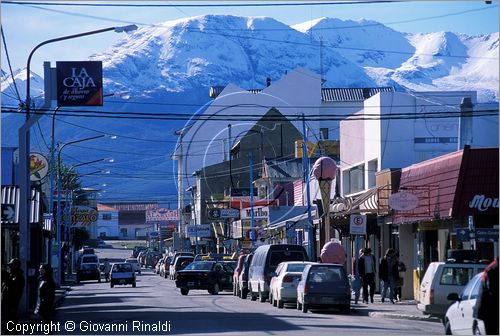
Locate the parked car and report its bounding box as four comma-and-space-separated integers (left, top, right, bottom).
133, 245, 147, 258
97, 241, 107, 248
76, 254, 101, 283
443, 272, 485, 335
110, 262, 136, 288
269, 261, 316, 308
233, 254, 249, 296
296, 263, 351, 314
417, 260, 487, 319
238, 253, 254, 299
175, 260, 234, 295
169, 253, 194, 279
124, 258, 141, 274
159, 256, 171, 278
170, 255, 195, 280
248, 244, 308, 302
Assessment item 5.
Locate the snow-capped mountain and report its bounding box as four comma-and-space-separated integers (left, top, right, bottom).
1, 15, 498, 203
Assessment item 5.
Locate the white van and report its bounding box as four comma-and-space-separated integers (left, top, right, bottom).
417, 261, 487, 319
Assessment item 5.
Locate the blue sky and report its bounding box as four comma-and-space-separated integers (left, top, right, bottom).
2, 1, 498, 75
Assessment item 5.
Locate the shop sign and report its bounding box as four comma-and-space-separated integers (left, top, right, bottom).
207, 208, 240, 220
389, 191, 418, 211
186, 224, 211, 238
469, 195, 499, 212
56, 61, 103, 106
240, 206, 269, 220
30, 152, 49, 181
146, 209, 179, 222
71, 206, 98, 226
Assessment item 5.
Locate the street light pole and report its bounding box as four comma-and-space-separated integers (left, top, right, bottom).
55, 134, 108, 286
19, 24, 137, 312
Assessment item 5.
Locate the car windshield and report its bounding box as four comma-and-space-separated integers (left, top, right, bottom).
81, 264, 97, 270
308, 266, 344, 283
184, 262, 214, 271
126, 259, 138, 264
113, 264, 132, 272
286, 263, 308, 273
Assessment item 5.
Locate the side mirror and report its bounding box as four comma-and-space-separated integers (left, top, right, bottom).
447, 293, 460, 301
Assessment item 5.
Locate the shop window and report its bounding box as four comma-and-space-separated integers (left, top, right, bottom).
102, 213, 112, 220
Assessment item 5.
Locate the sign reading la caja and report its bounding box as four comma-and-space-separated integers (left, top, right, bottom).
56, 61, 103, 106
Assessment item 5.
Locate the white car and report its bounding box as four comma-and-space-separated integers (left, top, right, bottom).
443, 272, 485, 335
110, 263, 136, 288
125, 258, 141, 274
269, 261, 316, 308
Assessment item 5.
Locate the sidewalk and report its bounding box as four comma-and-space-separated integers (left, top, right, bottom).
352, 293, 441, 322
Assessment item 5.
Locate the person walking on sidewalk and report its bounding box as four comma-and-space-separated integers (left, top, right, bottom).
352, 249, 364, 304
359, 247, 376, 304
102, 258, 111, 282
34, 264, 56, 324
379, 248, 399, 304
1, 258, 25, 333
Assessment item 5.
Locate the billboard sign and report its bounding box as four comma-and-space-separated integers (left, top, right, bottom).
207, 208, 240, 220
146, 208, 179, 222
56, 61, 103, 106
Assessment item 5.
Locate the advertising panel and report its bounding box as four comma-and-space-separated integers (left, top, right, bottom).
71, 206, 98, 226
146, 208, 179, 222
56, 61, 103, 106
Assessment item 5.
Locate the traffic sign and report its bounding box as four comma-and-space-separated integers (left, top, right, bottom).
350, 214, 367, 235
2, 204, 16, 222
456, 228, 471, 242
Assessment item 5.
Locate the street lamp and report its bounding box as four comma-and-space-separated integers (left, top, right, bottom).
55, 135, 113, 285
19, 24, 137, 311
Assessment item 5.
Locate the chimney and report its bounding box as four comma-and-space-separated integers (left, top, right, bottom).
458, 97, 474, 150
266, 77, 271, 87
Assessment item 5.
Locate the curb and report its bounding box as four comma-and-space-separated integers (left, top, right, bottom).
369, 312, 441, 322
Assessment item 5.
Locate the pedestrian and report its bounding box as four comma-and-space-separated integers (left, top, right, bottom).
34, 264, 56, 324
102, 258, 111, 282
379, 248, 399, 304
2, 258, 25, 324
351, 248, 364, 304
395, 254, 406, 301
358, 247, 376, 304
474, 257, 498, 335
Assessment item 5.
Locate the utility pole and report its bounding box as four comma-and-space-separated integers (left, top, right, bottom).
302, 114, 315, 261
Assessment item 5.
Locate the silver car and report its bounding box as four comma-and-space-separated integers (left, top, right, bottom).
125, 258, 141, 274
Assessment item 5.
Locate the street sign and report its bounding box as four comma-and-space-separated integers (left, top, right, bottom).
1, 204, 16, 222
207, 208, 240, 220
476, 228, 499, 242
456, 228, 471, 241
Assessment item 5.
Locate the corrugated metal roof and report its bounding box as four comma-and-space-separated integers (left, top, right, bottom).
209, 85, 395, 101
321, 87, 395, 102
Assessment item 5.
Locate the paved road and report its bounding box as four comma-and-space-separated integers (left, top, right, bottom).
53, 245, 443, 335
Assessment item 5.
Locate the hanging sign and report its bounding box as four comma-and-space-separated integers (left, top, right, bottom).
56, 61, 103, 106
30, 152, 49, 181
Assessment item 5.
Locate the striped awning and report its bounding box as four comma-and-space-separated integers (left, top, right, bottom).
1, 185, 41, 226
330, 187, 379, 216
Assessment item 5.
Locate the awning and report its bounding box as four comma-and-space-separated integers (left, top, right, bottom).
330, 187, 379, 216
1, 185, 41, 226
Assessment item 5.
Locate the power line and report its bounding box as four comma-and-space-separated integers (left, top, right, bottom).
0, 26, 22, 103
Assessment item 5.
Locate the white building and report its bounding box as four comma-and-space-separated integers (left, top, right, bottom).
96, 204, 119, 239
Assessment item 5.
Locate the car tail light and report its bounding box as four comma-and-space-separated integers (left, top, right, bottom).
304, 284, 309, 294
283, 275, 294, 283
429, 289, 434, 305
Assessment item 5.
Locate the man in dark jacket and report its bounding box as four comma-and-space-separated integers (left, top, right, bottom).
474, 257, 498, 335
379, 248, 399, 304
358, 247, 376, 304
34, 264, 56, 323
2, 259, 25, 321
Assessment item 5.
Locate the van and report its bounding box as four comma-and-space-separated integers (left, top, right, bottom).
417, 260, 487, 319
248, 244, 308, 302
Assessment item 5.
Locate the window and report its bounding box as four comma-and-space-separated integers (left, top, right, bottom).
102, 213, 112, 220
344, 164, 365, 194
367, 159, 377, 188
440, 267, 474, 286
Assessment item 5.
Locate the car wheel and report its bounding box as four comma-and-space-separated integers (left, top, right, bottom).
98, 277, 101, 283
241, 288, 248, 299
250, 285, 257, 301
258, 288, 266, 303
444, 319, 452, 335
278, 299, 284, 309
110, 282, 114, 288
132, 282, 136, 288
302, 302, 308, 313
181, 288, 189, 296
